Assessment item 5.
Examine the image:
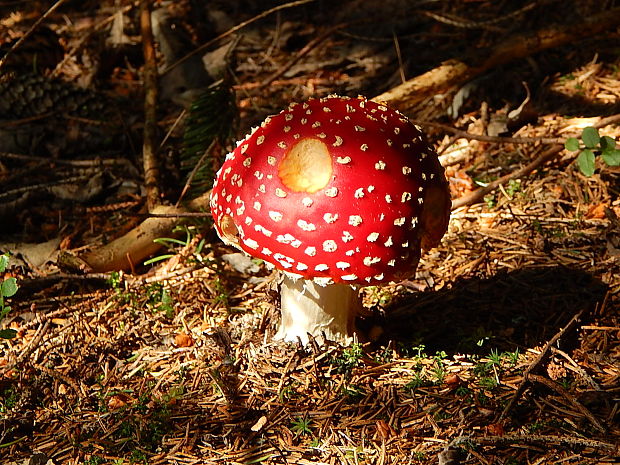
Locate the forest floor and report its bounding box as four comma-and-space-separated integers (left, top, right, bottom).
1, 1, 619, 464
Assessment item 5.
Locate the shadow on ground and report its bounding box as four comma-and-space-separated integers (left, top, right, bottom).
371, 266, 608, 355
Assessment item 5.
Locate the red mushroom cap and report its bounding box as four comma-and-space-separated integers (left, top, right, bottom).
210, 95, 450, 285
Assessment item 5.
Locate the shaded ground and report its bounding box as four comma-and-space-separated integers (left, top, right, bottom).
1, 1, 619, 464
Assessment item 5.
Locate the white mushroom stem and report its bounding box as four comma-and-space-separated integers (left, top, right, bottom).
276, 275, 362, 345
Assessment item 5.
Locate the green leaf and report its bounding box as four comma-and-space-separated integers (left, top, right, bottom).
600, 136, 617, 150
602, 149, 620, 166
581, 127, 600, 148
1, 277, 18, 297
0, 306, 10, 320
143, 254, 175, 266
564, 137, 580, 151
577, 149, 596, 176
0, 255, 8, 273
0, 328, 17, 339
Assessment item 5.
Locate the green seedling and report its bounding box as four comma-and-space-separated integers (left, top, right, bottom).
0, 254, 18, 339
479, 376, 498, 390
145, 225, 206, 266
145, 283, 174, 318
488, 348, 502, 366
333, 342, 364, 374
505, 348, 520, 366
565, 127, 620, 176
290, 416, 313, 436
405, 371, 427, 392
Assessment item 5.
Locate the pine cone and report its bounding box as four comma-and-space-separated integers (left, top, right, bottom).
0, 73, 108, 119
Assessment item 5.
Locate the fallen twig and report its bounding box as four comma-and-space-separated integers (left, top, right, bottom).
593, 113, 620, 129
412, 120, 562, 145
161, 0, 317, 76
2, 319, 50, 374
176, 141, 216, 207
0, 0, 68, 71
260, 22, 349, 88
420, 2, 536, 31
442, 110, 620, 208
465, 434, 618, 454
526, 373, 606, 433
451, 144, 563, 209
499, 310, 584, 421
140, 0, 161, 211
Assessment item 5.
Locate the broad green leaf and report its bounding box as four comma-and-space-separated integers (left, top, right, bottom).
0, 328, 17, 339
564, 137, 580, 151
602, 149, 620, 166
1, 277, 18, 297
0, 255, 8, 273
581, 127, 600, 148
600, 136, 617, 150
577, 149, 596, 176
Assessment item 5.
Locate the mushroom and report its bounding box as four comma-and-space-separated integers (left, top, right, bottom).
210, 95, 450, 344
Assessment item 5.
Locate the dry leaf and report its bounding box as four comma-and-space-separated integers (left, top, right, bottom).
585, 203, 607, 219
486, 423, 505, 436
174, 332, 194, 347
444, 373, 462, 389
376, 419, 397, 439
107, 395, 128, 410
251, 415, 268, 432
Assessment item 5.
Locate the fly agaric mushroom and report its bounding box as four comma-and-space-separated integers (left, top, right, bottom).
210, 95, 450, 344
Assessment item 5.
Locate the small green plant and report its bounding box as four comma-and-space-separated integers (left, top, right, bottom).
310, 437, 322, 449
84, 456, 106, 465
455, 385, 471, 396
410, 344, 427, 359
479, 376, 498, 390
290, 416, 313, 436
107, 271, 135, 306
129, 449, 148, 464
565, 127, 620, 176
488, 348, 502, 366
0, 384, 19, 412
145, 225, 206, 266
364, 285, 393, 307
505, 179, 522, 198
342, 384, 364, 400
431, 364, 446, 383
527, 421, 545, 433
0, 254, 18, 339
405, 371, 427, 392
473, 361, 491, 377
559, 377, 572, 390
505, 348, 520, 366
333, 342, 364, 374
145, 283, 175, 318
374, 345, 393, 364
213, 278, 230, 310
410, 451, 427, 461
431, 352, 448, 383
278, 385, 296, 402
484, 193, 497, 209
